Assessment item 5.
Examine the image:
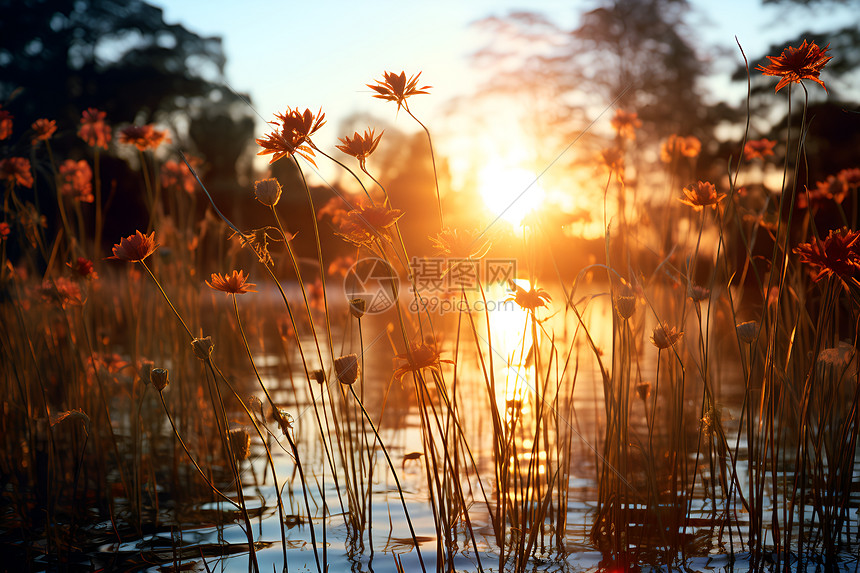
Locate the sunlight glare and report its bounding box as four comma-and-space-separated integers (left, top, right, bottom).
477, 163, 545, 228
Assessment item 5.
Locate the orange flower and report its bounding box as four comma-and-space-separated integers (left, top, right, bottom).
107, 230, 159, 262
206, 270, 257, 295
327, 255, 355, 278
336, 128, 383, 169
598, 147, 625, 174
650, 324, 683, 349
78, 108, 112, 149
794, 228, 860, 283
393, 341, 453, 381
58, 159, 93, 203
679, 181, 725, 211
507, 280, 551, 311
838, 168, 860, 191
744, 138, 777, 161
0, 157, 34, 188
610, 109, 641, 141
31, 119, 57, 145
367, 71, 430, 111
119, 124, 171, 151
68, 257, 98, 280
756, 39, 832, 93
161, 157, 200, 194
0, 106, 12, 140
334, 204, 403, 246
256, 107, 325, 166
660, 135, 701, 163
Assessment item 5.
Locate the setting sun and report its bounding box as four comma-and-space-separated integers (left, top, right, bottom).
477, 162, 546, 228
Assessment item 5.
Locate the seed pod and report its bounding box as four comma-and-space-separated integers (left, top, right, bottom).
254, 178, 282, 207
310, 369, 326, 385
334, 354, 360, 386
348, 297, 366, 319
614, 284, 636, 320
151, 368, 169, 391
228, 428, 251, 461
736, 321, 757, 344
191, 336, 214, 361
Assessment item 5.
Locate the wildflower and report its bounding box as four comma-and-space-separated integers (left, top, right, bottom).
367, 71, 430, 111
635, 382, 651, 402
206, 270, 257, 295
744, 138, 777, 161
58, 159, 93, 203
817, 341, 857, 374
756, 39, 832, 93
598, 147, 625, 175
334, 204, 403, 246
118, 124, 171, 151
254, 178, 282, 207
688, 284, 710, 302
680, 181, 725, 211
107, 230, 159, 262
837, 168, 860, 191
50, 408, 90, 430
78, 108, 111, 149
736, 321, 758, 344
614, 283, 636, 319
151, 368, 169, 391
256, 107, 325, 166
228, 428, 251, 461
0, 157, 34, 188
336, 128, 383, 170
430, 227, 491, 260
650, 324, 683, 349
335, 354, 360, 385
660, 135, 701, 163
68, 257, 98, 280
30, 119, 57, 145
317, 196, 349, 224
161, 158, 199, 194
610, 109, 641, 141
0, 106, 12, 140
0, 222, 9, 240
393, 342, 453, 381
191, 336, 215, 361
794, 227, 860, 283
810, 175, 847, 207
39, 277, 84, 307
507, 280, 551, 311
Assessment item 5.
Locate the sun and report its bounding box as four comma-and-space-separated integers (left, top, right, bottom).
477, 162, 545, 228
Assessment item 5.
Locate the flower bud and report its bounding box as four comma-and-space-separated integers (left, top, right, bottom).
736, 321, 757, 344
348, 297, 366, 319
254, 178, 282, 207
191, 336, 214, 361
310, 369, 326, 385
151, 368, 169, 391
228, 428, 251, 461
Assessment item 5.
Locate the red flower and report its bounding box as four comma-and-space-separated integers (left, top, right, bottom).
794, 228, 860, 283
107, 230, 159, 262
119, 124, 171, 151
0, 157, 34, 188
756, 39, 832, 93
838, 168, 860, 191
367, 71, 430, 111
78, 108, 112, 149
334, 204, 403, 246
58, 159, 93, 203
256, 107, 325, 166
0, 221, 10, 240
744, 138, 777, 161
31, 119, 57, 145
68, 257, 98, 280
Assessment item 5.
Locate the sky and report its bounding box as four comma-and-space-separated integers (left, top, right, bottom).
149, 0, 855, 192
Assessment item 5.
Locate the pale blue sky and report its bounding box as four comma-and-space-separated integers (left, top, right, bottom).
151, 0, 853, 182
